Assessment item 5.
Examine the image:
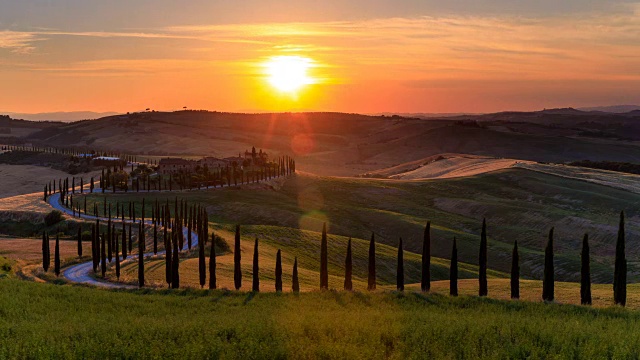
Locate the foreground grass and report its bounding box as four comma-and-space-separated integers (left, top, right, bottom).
1, 279, 640, 359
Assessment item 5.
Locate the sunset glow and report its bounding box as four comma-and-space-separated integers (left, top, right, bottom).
1, 2, 639, 113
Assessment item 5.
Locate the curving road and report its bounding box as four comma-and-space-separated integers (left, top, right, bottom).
47, 191, 199, 288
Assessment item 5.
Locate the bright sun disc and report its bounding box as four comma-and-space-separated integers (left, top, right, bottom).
264, 56, 315, 93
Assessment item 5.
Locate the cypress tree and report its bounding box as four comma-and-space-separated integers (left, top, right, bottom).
542, 228, 555, 302
138, 222, 145, 288
209, 233, 217, 289
511, 240, 519, 299
397, 237, 404, 291
115, 234, 121, 280
253, 237, 259, 292
275, 249, 283, 292
77, 225, 82, 257
368, 232, 376, 290
450, 238, 458, 296
320, 222, 328, 290
581, 234, 592, 305
153, 222, 158, 254
165, 228, 173, 288
128, 223, 133, 253
344, 237, 353, 291
107, 210, 112, 262
421, 221, 431, 292
121, 222, 127, 259
42, 231, 49, 272
54, 233, 60, 277
198, 234, 206, 288
614, 211, 627, 306
292, 257, 300, 293
234, 225, 242, 290
479, 218, 488, 296
172, 234, 179, 289
101, 234, 106, 278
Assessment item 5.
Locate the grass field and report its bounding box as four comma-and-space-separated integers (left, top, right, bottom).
1, 278, 640, 359
78, 169, 640, 284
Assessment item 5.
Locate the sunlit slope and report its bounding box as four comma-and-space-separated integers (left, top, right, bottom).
81, 168, 640, 283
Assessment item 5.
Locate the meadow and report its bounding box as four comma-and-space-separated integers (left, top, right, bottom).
1, 278, 640, 359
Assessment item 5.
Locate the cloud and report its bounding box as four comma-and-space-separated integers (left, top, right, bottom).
0, 31, 41, 53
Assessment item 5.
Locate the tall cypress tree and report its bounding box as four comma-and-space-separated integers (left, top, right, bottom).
511, 240, 519, 299
115, 234, 121, 280
614, 211, 627, 306
165, 228, 173, 288
198, 234, 206, 288
450, 238, 458, 296
172, 234, 179, 289
253, 237, 259, 292
77, 226, 82, 257
292, 257, 300, 293
54, 233, 61, 277
121, 222, 127, 259
542, 228, 555, 302
107, 207, 112, 263
368, 232, 376, 291
138, 222, 145, 288
234, 225, 242, 290
42, 231, 49, 272
479, 218, 488, 296
275, 249, 283, 292
421, 222, 431, 292
344, 238, 353, 291
320, 222, 328, 290
101, 234, 106, 278
153, 222, 158, 255
397, 237, 404, 291
209, 233, 217, 289
581, 234, 592, 305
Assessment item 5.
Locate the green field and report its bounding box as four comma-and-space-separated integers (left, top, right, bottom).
78, 169, 640, 284
1, 278, 640, 359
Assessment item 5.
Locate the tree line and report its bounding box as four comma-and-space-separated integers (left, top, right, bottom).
43, 156, 296, 204
43, 191, 629, 306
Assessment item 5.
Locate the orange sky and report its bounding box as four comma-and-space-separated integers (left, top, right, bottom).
1, 2, 639, 114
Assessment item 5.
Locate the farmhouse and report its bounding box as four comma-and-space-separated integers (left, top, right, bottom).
158, 157, 195, 174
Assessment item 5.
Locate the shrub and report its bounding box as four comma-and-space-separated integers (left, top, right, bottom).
44, 210, 63, 227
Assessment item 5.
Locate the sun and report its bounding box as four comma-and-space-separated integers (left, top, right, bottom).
264, 56, 315, 93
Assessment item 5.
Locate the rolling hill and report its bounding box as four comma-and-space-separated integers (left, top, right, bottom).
3, 109, 639, 177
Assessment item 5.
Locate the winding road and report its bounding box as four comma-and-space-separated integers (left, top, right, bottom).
47, 191, 199, 288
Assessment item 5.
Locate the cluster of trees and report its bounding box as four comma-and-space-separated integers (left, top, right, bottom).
41, 231, 61, 277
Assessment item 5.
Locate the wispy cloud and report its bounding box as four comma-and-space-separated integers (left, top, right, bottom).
0, 31, 41, 53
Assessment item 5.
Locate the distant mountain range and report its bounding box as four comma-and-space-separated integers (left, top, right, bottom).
1, 111, 120, 122
577, 105, 640, 113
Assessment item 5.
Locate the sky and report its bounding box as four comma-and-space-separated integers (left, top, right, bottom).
1, 0, 639, 114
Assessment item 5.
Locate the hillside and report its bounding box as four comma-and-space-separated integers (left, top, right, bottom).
360, 154, 528, 179
73, 169, 640, 284
4, 110, 638, 176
